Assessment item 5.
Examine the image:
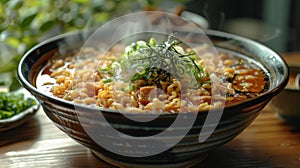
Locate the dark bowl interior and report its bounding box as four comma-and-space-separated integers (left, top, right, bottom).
18, 29, 289, 167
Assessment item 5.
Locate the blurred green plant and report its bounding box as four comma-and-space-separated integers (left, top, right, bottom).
0, 0, 138, 90
0, 0, 187, 91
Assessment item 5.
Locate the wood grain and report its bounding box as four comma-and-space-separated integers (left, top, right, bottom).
1, 105, 299, 168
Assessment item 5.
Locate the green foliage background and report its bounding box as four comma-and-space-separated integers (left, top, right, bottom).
0, 0, 186, 91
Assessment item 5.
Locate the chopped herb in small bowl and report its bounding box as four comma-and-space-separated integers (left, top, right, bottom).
0, 88, 39, 132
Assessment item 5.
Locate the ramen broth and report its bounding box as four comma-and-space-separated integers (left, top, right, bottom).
36, 40, 269, 113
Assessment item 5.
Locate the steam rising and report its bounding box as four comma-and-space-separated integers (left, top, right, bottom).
74, 11, 226, 157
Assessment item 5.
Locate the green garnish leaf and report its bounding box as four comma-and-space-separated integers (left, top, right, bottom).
121, 86, 136, 91
103, 78, 113, 83
149, 37, 157, 46
119, 36, 207, 87
97, 66, 114, 76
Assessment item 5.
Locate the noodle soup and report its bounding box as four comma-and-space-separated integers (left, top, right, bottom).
36, 37, 269, 113
18, 29, 288, 167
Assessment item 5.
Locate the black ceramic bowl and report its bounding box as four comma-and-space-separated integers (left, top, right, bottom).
18, 29, 288, 167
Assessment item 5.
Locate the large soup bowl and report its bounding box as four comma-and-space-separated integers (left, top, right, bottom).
18, 29, 288, 167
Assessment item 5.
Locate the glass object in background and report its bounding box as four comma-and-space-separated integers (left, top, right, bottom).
185, 0, 300, 53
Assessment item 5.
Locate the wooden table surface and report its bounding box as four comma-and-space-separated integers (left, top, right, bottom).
1, 53, 300, 168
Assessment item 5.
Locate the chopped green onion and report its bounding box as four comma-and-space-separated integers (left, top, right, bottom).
149, 37, 157, 46
97, 66, 115, 75
121, 86, 136, 91
203, 81, 211, 84
0, 92, 37, 120
103, 78, 113, 83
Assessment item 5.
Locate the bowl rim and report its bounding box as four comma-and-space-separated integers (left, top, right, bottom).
17, 29, 289, 115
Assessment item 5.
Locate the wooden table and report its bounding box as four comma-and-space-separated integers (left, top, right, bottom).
1, 105, 300, 168
1, 53, 300, 168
